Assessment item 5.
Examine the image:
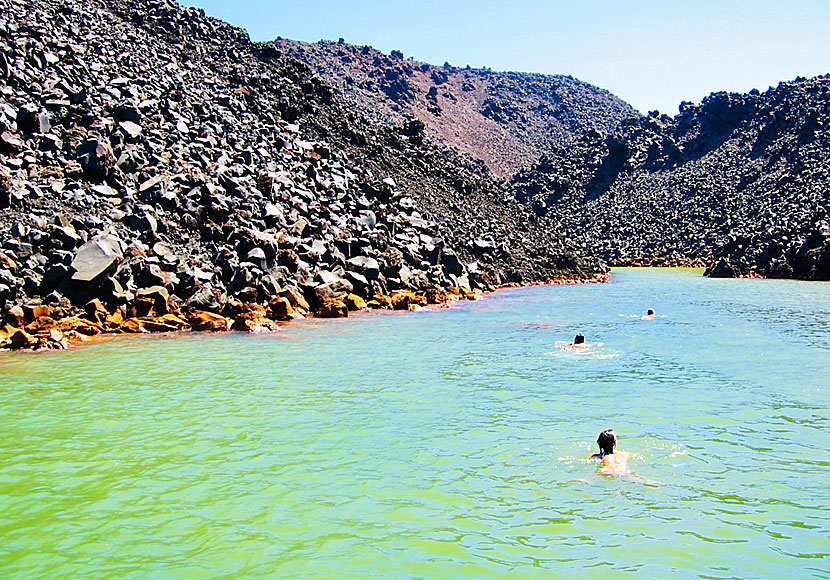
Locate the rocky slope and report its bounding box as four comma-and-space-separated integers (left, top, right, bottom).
509, 77, 830, 280
0, 0, 603, 349
272, 38, 637, 178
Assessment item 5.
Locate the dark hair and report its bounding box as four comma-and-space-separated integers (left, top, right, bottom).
574, 334, 585, 344
597, 429, 616, 455
647, 309, 654, 316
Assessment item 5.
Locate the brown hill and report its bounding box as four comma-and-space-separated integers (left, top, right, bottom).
271, 39, 637, 178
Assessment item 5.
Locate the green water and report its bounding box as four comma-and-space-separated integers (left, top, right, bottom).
1, 268, 827, 579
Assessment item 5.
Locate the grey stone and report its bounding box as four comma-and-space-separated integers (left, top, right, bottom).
76, 138, 115, 178
356, 210, 376, 230
346, 256, 380, 280
71, 234, 123, 281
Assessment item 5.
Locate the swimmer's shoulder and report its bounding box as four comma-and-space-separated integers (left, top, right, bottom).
601, 451, 629, 466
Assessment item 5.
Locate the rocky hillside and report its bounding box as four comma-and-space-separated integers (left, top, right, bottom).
509, 77, 830, 280
272, 38, 637, 178
0, 0, 605, 348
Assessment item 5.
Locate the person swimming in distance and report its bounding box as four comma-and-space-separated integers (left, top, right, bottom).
641, 308, 655, 320
591, 429, 630, 476
560, 333, 603, 352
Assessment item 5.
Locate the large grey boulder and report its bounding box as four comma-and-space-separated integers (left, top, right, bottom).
346, 256, 380, 280
71, 235, 123, 281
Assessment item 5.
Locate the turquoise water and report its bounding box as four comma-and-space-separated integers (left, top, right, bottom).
0, 268, 827, 579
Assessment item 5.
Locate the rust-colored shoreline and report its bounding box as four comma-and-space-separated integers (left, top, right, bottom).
0, 272, 609, 353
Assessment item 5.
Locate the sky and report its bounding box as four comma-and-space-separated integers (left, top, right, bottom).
183, 0, 830, 115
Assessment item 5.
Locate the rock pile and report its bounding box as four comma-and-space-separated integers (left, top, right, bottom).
273, 39, 637, 178
509, 78, 830, 280
0, 0, 601, 350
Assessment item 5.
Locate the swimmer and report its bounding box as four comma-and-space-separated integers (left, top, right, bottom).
591, 429, 630, 476
559, 333, 604, 352
642, 308, 655, 320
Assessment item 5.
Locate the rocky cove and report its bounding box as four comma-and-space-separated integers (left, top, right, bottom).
1, 0, 828, 352
0, 0, 604, 351
277, 38, 830, 282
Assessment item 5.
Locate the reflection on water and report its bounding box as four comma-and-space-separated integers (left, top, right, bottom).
0, 268, 828, 579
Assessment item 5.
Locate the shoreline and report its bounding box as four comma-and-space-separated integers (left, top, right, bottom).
0, 272, 609, 353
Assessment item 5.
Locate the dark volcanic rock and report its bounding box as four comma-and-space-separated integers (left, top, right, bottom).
76, 138, 116, 179
0, 0, 599, 326
509, 77, 830, 280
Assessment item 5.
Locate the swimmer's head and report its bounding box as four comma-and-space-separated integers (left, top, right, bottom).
574, 334, 585, 344
597, 429, 617, 455
647, 309, 654, 316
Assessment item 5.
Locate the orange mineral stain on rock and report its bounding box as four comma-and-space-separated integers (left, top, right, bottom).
188, 311, 231, 332
345, 293, 367, 311
315, 299, 348, 318
266, 297, 294, 321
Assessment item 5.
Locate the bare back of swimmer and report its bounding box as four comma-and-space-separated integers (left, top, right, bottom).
591, 429, 630, 476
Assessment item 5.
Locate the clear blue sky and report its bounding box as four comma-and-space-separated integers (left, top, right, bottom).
183, 0, 829, 115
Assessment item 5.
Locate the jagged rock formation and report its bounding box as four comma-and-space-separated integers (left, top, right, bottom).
272, 39, 637, 178
0, 0, 603, 347
509, 78, 830, 280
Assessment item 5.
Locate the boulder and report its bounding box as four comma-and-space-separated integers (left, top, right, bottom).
127, 297, 155, 318
391, 290, 425, 310
442, 251, 464, 275
231, 311, 276, 332
280, 287, 310, 312
3, 305, 25, 327
119, 120, 142, 141
266, 296, 294, 321
134, 286, 170, 316
370, 294, 394, 309
345, 293, 367, 310
135, 263, 178, 288
139, 314, 189, 332
346, 256, 380, 280
0, 131, 23, 154
345, 270, 369, 293
705, 257, 739, 278
22, 304, 50, 323
356, 210, 377, 229
71, 235, 123, 281
7, 327, 37, 349
51, 225, 82, 249
119, 318, 146, 333
56, 316, 102, 336
317, 269, 353, 291
47, 328, 65, 344
315, 299, 348, 318
155, 314, 190, 329
123, 210, 158, 233
75, 137, 115, 178
188, 310, 231, 332
185, 285, 223, 312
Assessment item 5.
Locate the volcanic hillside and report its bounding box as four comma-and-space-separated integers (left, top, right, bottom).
510, 78, 830, 280
272, 38, 637, 178
0, 0, 604, 338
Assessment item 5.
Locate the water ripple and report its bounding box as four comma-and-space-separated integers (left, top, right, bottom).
0, 269, 828, 578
